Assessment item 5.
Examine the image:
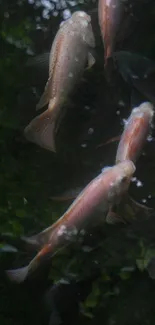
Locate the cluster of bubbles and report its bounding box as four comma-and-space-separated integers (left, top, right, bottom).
28, 0, 78, 19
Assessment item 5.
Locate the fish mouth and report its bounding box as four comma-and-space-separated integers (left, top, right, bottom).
133, 102, 154, 118
75, 11, 91, 22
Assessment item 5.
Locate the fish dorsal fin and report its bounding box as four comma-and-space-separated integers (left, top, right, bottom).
86, 50, 96, 70
24, 98, 58, 152
36, 29, 64, 111
23, 224, 56, 247
51, 187, 82, 202
22, 217, 64, 248
26, 52, 50, 69
48, 31, 61, 75
35, 34, 61, 112
36, 76, 52, 111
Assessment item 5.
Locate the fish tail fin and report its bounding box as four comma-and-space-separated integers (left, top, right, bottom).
24, 98, 60, 152
6, 265, 29, 283
6, 247, 47, 283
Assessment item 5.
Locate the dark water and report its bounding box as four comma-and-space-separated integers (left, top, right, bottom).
1, 1, 155, 324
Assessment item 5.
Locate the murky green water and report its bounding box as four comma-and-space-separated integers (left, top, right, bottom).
1, 1, 155, 324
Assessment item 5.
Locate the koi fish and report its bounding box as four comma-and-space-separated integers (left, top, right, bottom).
98, 0, 132, 67
116, 102, 154, 164
114, 102, 154, 223
24, 11, 95, 152
6, 160, 135, 283
55, 102, 154, 224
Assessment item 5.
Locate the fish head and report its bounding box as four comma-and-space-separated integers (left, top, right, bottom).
72, 11, 95, 48
118, 160, 136, 179
116, 102, 154, 165
72, 11, 91, 23
134, 102, 154, 119
108, 160, 136, 204
129, 102, 154, 130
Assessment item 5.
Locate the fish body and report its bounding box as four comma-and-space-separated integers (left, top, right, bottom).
114, 102, 154, 224
24, 11, 95, 152
6, 160, 135, 283
98, 0, 131, 66
116, 102, 154, 164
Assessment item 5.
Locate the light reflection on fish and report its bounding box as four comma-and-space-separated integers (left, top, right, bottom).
116, 102, 154, 164
6, 161, 135, 283
24, 11, 95, 152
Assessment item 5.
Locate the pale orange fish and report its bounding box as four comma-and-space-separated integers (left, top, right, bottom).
24, 11, 95, 153
98, 102, 154, 224
113, 102, 154, 222
116, 102, 154, 164
98, 0, 131, 67
6, 160, 135, 283
53, 103, 154, 224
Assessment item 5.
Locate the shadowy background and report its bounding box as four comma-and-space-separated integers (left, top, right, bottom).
1, 0, 155, 324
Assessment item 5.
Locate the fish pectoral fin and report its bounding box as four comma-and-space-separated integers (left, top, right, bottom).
97, 135, 121, 149
24, 104, 57, 152
6, 265, 29, 283
106, 207, 126, 225
86, 51, 96, 70
36, 76, 52, 111
128, 196, 153, 218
